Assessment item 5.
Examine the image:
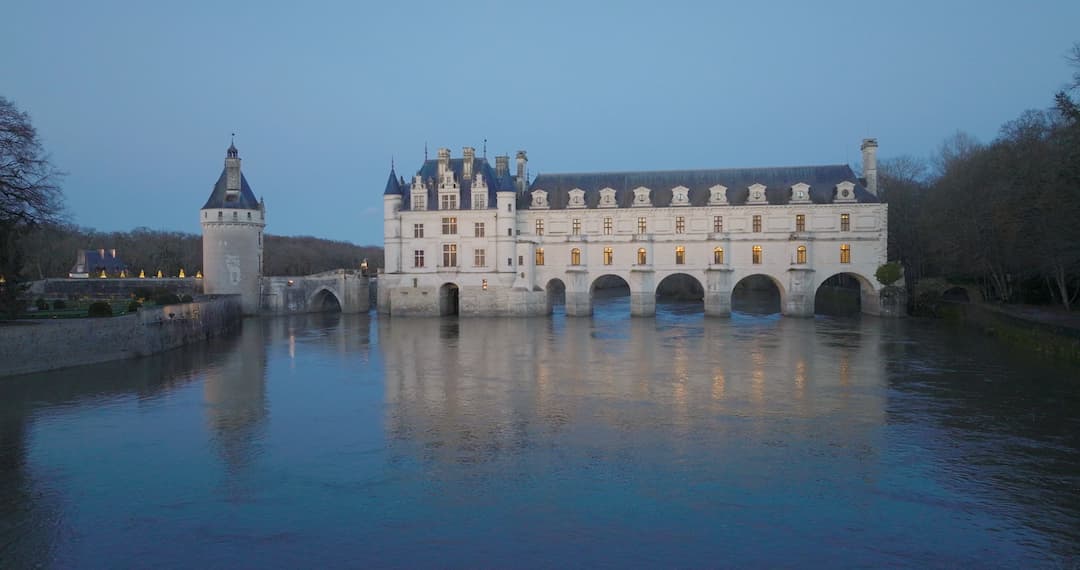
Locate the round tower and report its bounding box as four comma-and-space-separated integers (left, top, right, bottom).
200, 142, 266, 314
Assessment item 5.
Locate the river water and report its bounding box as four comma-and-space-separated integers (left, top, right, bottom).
1, 299, 1078, 568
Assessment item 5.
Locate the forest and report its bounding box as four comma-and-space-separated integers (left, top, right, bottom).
879, 45, 1080, 311
15, 224, 383, 279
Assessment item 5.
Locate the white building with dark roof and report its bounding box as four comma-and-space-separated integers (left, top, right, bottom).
380, 140, 888, 318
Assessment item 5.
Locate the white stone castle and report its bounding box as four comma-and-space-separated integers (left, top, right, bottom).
380, 140, 889, 318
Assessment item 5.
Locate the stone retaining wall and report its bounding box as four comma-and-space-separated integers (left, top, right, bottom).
0, 295, 242, 377
27, 278, 204, 299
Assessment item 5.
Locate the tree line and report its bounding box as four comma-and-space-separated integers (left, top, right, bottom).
16, 224, 384, 279
881, 44, 1080, 311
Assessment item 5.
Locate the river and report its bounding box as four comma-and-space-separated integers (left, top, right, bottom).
1, 299, 1078, 568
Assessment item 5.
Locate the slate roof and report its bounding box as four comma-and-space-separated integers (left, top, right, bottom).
522, 164, 876, 209
202, 165, 261, 210
400, 158, 518, 210
384, 167, 402, 195
70, 249, 128, 275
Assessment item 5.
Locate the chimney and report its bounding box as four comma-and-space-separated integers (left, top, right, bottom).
495, 155, 509, 177
437, 147, 450, 179
462, 147, 475, 180
110, 249, 117, 258
99, 248, 105, 258
516, 150, 528, 192
861, 138, 878, 196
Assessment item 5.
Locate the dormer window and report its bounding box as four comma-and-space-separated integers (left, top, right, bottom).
790, 182, 811, 204
708, 184, 728, 205
747, 183, 768, 204
599, 187, 617, 208
632, 186, 651, 207
834, 181, 857, 203
531, 189, 549, 209
472, 174, 487, 209
671, 185, 689, 206
440, 194, 457, 210
567, 188, 586, 208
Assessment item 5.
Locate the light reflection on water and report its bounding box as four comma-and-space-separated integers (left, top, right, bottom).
0, 299, 1078, 568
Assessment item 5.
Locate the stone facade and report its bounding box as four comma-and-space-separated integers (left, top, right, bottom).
382, 141, 890, 318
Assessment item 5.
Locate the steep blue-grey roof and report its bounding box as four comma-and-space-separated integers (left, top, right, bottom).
70, 249, 128, 274
522, 164, 876, 209
202, 167, 261, 209
383, 167, 402, 195
403, 157, 514, 210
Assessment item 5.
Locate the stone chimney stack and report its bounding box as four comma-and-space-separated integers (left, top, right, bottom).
861, 138, 878, 196
437, 147, 450, 179
462, 147, 475, 180
516, 150, 528, 192
495, 155, 509, 177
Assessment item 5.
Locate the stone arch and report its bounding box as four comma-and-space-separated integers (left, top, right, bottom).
731, 273, 787, 315
589, 274, 631, 314
812, 272, 878, 316
309, 287, 343, 313
655, 272, 705, 302
545, 278, 566, 312
439, 282, 460, 316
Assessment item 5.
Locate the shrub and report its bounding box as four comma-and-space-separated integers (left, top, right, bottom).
52, 299, 67, 310
180, 294, 193, 303
132, 287, 154, 301
127, 300, 142, 313
153, 293, 181, 306
875, 262, 903, 287
87, 301, 113, 318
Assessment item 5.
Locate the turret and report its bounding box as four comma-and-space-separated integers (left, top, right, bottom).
383, 166, 403, 274
200, 142, 266, 314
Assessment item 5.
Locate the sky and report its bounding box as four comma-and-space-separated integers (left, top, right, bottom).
4, 0, 1079, 245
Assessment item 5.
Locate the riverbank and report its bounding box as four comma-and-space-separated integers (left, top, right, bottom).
939, 301, 1080, 363
0, 295, 242, 377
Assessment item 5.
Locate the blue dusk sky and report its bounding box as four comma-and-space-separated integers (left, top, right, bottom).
5, 0, 1079, 245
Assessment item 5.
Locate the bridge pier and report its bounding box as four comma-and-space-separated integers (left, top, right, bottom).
630, 269, 655, 317
783, 268, 816, 317
705, 267, 734, 317
566, 291, 592, 316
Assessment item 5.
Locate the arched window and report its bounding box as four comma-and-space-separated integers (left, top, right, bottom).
247, 212, 252, 220
840, 244, 851, 264
713, 247, 724, 265
675, 245, 685, 265
535, 248, 545, 266
603, 247, 613, 265
570, 248, 581, 265
796, 245, 807, 264
637, 248, 647, 265
752, 245, 763, 264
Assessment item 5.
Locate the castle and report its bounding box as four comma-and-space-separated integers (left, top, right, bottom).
379, 140, 889, 317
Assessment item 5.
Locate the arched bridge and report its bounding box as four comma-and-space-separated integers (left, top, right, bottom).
261, 270, 370, 314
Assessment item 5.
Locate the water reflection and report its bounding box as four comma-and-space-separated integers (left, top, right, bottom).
0, 305, 1078, 567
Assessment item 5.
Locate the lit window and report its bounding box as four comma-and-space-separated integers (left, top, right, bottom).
603, 247, 613, 265
570, 248, 581, 265
637, 217, 647, 234
752, 215, 761, 232
535, 219, 545, 236
752, 245, 762, 264
637, 248, 647, 265
535, 248, 545, 266
440, 194, 457, 210
442, 244, 457, 267
675, 216, 685, 234
441, 217, 457, 235
474, 222, 485, 237
414, 250, 425, 267
675, 246, 685, 265
413, 223, 424, 238
572, 219, 581, 235
474, 248, 486, 267
796, 245, 807, 264
795, 214, 805, 232
713, 215, 723, 233
713, 247, 724, 265
604, 217, 613, 235
841, 213, 850, 231
414, 195, 426, 210
840, 244, 851, 263
482, 279, 488, 290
